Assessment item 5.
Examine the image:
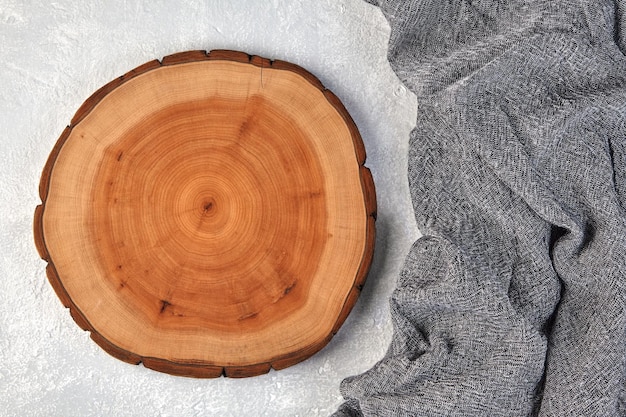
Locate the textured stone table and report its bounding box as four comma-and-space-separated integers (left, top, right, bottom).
0, 1, 417, 415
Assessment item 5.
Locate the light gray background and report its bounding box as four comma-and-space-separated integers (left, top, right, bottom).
0, 1, 418, 415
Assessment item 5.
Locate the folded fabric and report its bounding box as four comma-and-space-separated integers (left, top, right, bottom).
334, 1, 626, 415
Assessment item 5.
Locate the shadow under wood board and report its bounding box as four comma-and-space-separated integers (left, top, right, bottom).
34, 50, 376, 378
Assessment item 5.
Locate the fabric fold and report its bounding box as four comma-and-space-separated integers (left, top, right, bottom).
335, 1, 626, 415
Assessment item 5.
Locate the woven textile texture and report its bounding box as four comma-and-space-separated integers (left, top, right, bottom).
334, 0, 626, 415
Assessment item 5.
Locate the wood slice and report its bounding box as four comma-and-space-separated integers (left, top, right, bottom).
34, 50, 376, 378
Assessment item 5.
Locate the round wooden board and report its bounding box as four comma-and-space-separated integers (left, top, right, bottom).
34, 50, 376, 378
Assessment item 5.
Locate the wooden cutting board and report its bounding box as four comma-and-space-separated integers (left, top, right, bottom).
34, 50, 376, 378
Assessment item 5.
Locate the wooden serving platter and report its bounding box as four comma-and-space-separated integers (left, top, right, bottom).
34, 50, 376, 378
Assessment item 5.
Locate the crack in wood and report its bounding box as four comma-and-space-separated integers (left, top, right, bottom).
283, 281, 296, 295
159, 300, 172, 314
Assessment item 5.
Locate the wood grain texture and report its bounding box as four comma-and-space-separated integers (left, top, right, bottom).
34, 50, 376, 378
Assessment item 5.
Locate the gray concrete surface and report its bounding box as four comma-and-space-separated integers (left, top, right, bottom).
0, 1, 418, 415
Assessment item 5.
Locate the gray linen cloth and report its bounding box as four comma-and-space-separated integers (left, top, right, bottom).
334, 0, 626, 415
